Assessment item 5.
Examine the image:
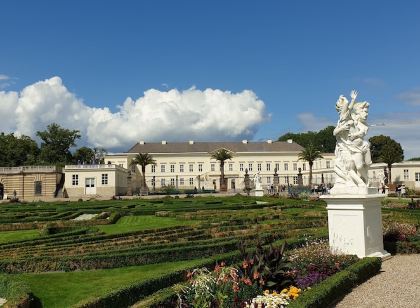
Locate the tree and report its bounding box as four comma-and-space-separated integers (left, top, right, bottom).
93, 147, 107, 164
130, 153, 156, 190
36, 123, 81, 165
298, 144, 323, 187
278, 125, 336, 153
408, 157, 420, 161
210, 148, 233, 192
0, 133, 39, 167
73, 147, 95, 164
369, 135, 404, 183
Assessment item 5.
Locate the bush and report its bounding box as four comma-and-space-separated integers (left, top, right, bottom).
289, 257, 381, 308
0, 274, 32, 307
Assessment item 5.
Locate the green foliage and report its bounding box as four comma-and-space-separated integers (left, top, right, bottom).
289, 257, 381, 308
407, 157, 420, 161
73, 147, 95, 164
298, 144, 323, 186
36, 123, 81, 165
0, 133, 39, 167
130, 153, 156, 188
278, 126, 336, 153
0, 274, 31, 306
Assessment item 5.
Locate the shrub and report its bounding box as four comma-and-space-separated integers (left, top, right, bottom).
0, 274, 31, 307
383, 222, 417, 242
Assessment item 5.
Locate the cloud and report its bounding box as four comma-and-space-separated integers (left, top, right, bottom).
0, 76, 267, 151
297, 113, 333, 132
0, 74, 15, 89
398, 88, 420, 106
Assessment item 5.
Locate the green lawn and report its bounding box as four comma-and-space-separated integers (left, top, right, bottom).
97, 215, 197, 234
16, 259, 211, 308
0, 229, 39, 244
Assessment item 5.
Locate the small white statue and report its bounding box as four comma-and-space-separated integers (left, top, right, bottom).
253, 172, 262, 190
331, 90, 373, 195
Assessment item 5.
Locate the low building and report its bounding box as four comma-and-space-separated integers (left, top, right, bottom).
0, 166, 63, 200
63, 164, 129, 198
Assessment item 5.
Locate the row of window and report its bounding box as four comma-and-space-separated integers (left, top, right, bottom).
148, 162, 335, 173
71, 174, 108, 186
152, 177, 195, 187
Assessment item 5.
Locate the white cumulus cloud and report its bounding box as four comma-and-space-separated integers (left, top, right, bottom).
0, 76, 267, 151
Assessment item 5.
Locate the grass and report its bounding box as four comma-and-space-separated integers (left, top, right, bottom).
96, 215, 197, 234
16, 258, 214, 308
0, 229, 39, 244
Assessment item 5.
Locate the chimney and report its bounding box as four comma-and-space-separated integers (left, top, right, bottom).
267, 139, 272, 144
162, 140, 167, 145
139, 141, 145, 145
189, 140, 194, 145
287, 139, 293, 144
242, 140, 248, 144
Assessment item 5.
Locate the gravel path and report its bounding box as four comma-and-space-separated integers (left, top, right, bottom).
336, 254, 420, 308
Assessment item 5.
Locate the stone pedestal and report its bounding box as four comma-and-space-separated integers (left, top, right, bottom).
253, 189, 264, 197
321, 194, 390, 258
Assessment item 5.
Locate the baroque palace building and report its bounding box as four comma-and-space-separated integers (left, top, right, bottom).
103, 139, 336, 193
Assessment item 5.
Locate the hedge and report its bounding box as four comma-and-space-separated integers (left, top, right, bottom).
289, 257, 381, 308
0, 274, 32, 308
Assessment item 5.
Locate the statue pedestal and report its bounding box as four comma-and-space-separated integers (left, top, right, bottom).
253, 189, 264, 197
321, 194, 390, 258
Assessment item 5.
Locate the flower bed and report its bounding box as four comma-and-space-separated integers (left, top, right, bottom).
383, 222, 419, 254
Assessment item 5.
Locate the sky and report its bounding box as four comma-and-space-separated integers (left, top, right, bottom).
1, 1, 420, 157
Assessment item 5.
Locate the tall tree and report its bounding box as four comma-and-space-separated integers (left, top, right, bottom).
369, 135, 404, 183
130, 153, 156, 190
73, 147, 95, 164
298, 144, 323, 187
93, 147, 107, 164
210, 148, 233, 192
278, 125, 336, 153
0, 133, 39, 167
36, 123, 81, 165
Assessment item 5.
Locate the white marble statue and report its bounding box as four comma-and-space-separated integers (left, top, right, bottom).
330, 90, 373, 195
253, 172, 262, 190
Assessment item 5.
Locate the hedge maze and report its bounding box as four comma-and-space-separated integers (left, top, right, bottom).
0, 196, 329, 307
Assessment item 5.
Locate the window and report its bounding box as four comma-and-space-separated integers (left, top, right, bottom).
131, 164, 136, 173
170, 164, 175, 173
266, 163, 271, 171
198, 164, 203, 172
248, 163, 253, 171
275, 163, 280, 171
293, 163, 297, 171
161, 164, 166, 173
189, 177, 194, 186
326, 161, 331, 169
415, 173, 420, 182
293, 176, 298, 185
180, 164, 184, 173
211, 164, 215, 171
257, 163, 262, 171
267, 177, 271, 184
34, 181, 42, 195
101, 174, 108, 185
302, 163, 306, 171
180, 178, 184, 186
284, 176, 289, 184
72, 174, 79, 186
284, 163, 288, 171
404, 169, 409, 180
170, 178, 175, 186
240, 163, 244, 172
161, 178, 165, 186
151, 165, 156, 173
189, 164, 193, 172
229, 164, 233, 172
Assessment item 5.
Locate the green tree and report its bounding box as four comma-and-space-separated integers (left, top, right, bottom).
36, 123, 81, 165
298, 144, 323, 187
369, 135, 404, 183
210, 148, 233, 192
0, 133, 40, 167
278, 125, 336, 153
93, 147, 107, 164
73, 147, 95, 164
408, 157, 420, 161
130, 153, 156, 190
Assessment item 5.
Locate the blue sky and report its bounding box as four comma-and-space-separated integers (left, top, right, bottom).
1, 1, 420, 157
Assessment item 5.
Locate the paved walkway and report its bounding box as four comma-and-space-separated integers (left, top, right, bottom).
336, 254, 420, 308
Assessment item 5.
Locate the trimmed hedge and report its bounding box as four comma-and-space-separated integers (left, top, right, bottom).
289, 257, 381, 308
